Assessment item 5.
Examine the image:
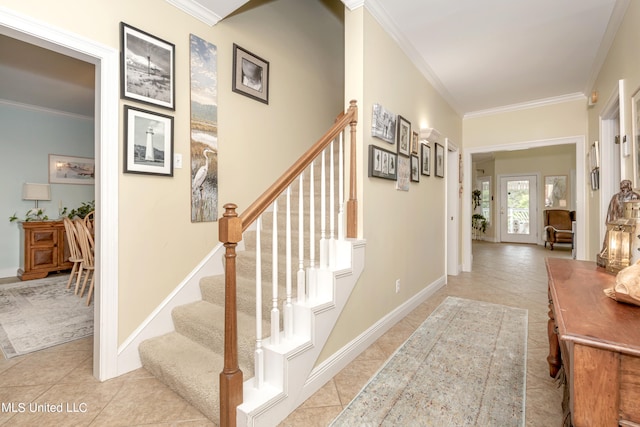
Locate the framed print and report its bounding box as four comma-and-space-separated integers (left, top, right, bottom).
411, 131, 419, 155
544, 175, 568, 208
397, 115, 411, 157
421, 144, 430, 176
49, 154, 95, 185
395, 156, 410, 191
232, 44, 269, 104
121, 22, 175, 110
368, 144, 397, 180
371, 103, 396, 144
124, 106, 174, 176
633, 88, 640, 188
410, 155, 420, 182
435, 143, 445, 178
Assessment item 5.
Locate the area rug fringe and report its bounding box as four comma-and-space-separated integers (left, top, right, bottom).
331, 296, 527, 426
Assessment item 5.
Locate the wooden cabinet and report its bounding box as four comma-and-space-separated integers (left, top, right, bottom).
18, 220, 72, 280
546, 258, 640, 426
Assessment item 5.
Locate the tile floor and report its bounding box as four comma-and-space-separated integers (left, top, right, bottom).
0, 242, 568, 426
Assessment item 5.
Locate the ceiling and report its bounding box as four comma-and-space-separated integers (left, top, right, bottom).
0, 0, 627, 118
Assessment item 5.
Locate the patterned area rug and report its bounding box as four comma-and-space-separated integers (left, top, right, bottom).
0, 275, 93, 358
331, 296, 527, 426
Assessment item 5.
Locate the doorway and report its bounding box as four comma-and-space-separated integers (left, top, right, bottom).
0, 8, 120, 380
446, 139, 460, 275
499, 175, 538, 244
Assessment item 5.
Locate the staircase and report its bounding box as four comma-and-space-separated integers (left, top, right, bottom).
139, 102, 361, 426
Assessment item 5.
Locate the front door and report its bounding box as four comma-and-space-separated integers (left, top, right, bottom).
500, 175, 538, 244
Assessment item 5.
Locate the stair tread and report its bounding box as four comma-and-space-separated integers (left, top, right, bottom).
139, 332, 224, 421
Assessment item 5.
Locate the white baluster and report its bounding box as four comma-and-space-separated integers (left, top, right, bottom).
297, 175, 306, 303
254, 216, 264, 388
329, 140, 336, 268
271, 199, 280, 345
284, 187, 293, 339
319, 149, 328, 269
338, 131, 345, 241
308, 161, 317, 300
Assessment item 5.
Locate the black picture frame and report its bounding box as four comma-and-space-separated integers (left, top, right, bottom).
124, 106, 174, 176
121, 22, 175, 110
410, 155, 420, 182
368, 144, 397, 180
421, 144, 431, 176
232, 43, 269, 104
397, 115, 411, 157
435, 143, 445, 178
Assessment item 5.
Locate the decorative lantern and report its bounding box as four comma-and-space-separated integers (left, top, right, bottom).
605, 218, 635, 274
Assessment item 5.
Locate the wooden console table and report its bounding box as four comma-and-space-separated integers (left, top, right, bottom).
18, 220, 72, 280
546, 258, 640, 426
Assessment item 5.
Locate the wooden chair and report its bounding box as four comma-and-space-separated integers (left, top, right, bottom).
84, 210, 95, 236
62, 217, 84, 291
74, 219, 95, 305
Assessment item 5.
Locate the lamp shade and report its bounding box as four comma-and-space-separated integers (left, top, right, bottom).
22, 183, 51, 201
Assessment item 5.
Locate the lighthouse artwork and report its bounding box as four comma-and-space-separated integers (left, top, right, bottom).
124, 106, 174, 176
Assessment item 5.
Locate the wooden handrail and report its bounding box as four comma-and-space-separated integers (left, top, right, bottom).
240, 100, 358, 233
218, 101, 358, 426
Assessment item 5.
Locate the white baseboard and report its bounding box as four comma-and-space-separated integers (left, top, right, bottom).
296, 275, 447, 405
116, 242, 225, 376
0, 267, 17, 279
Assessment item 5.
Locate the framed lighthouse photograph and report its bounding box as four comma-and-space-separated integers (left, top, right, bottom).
121, 22, 175, 110
124, 106, 174, 176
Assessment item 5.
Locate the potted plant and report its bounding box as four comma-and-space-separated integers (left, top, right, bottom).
472, 189, 488, 240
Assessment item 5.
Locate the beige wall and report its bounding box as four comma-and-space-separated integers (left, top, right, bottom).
587, 1, 640, 259
319, 8, 463, 361
1, 0, 345, 343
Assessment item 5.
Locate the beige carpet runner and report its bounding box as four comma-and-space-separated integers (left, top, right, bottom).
331, 296, 527, 426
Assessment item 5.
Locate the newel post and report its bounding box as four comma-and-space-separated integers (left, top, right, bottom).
346, 99, 358, 238
219, 203, 243, 427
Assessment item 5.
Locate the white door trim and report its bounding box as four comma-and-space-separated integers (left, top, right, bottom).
462, 135, 586, 271
446, 139, 459, 276
0, 6, 120, 380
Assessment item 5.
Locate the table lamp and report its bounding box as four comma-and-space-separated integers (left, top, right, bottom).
22, 183, 51, 208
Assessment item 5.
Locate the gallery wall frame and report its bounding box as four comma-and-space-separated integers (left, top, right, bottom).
124, 106, 174, 176
396, 156, 410, 191
397, 115, 411, 157
411, 131, 419, 155
49, 154, 95, 185
435, 143, 445, 178
371, 103, 396, 144
421, 143, 430, 176
410, 155, 420, 182
121, 22, 175, 110
368, 144, 397, 180
232, 43, 269, 104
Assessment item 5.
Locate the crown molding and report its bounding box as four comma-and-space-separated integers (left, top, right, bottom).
0, 98, 93, 120
463, 93, 586, 119
364, 0, 463, 116
165, 0, 224, 26
342, 0, 365, 11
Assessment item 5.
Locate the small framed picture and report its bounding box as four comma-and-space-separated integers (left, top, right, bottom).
124, 106, 174, 176
368, 144, 397, 180
411, 131, 419, 155
421, 144, 431, 176
435, 143, 445, 178
49, 154, 95, 185
410, 155, 420, 182
121, 23, 175, 110
232, 44, 269, 104
371, 103, 396, 144
397, 115, 411, 157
